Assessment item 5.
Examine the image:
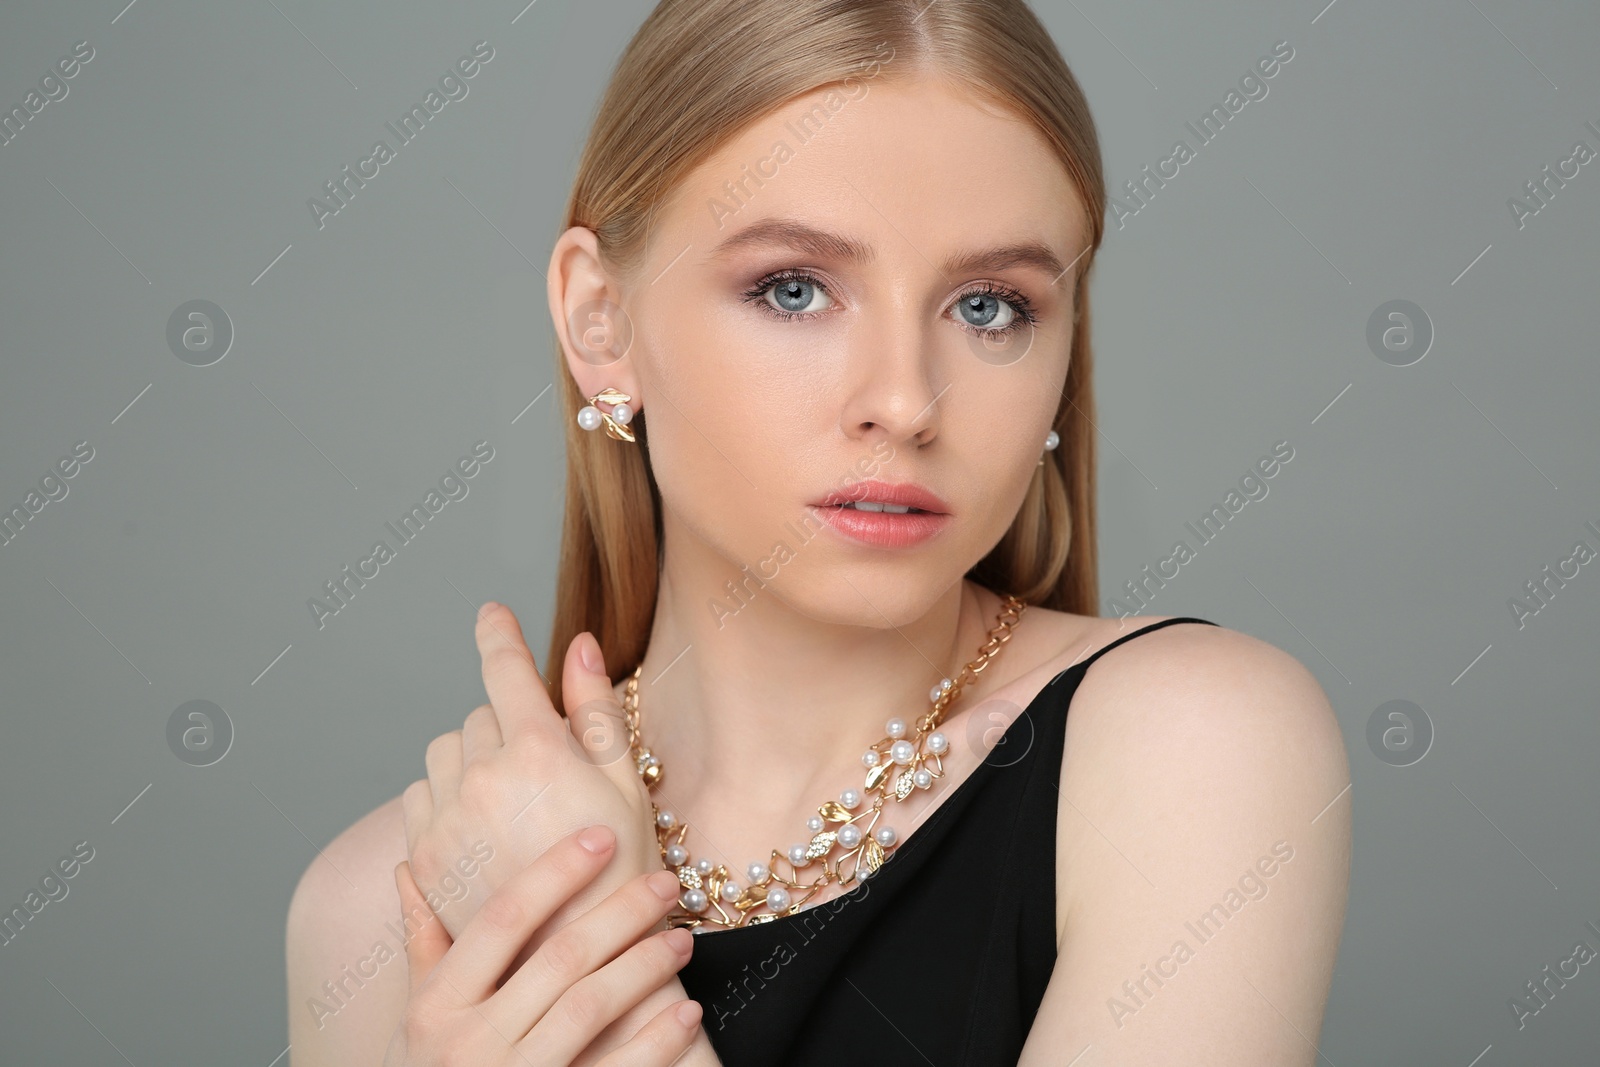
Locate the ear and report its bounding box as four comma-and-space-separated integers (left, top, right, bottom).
547, 226, 642, 416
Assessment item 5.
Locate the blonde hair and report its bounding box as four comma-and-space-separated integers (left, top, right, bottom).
546, 0, 1105, 708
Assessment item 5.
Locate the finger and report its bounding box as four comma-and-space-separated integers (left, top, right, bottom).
592, 1000, 703, 1067
394, 861, 452, 996
401, 778, 432, 856
434, 825, 619, 999
424, 730, 464, 805
494, 867, 683, 1032
475, 602, 558, 741
518, 928, 694, 1062
561, 632, 632, 772
462, 703, 503, 762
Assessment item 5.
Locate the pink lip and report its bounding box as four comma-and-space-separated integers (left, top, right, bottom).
808, 480, 953, 548
811, 480, 951, 514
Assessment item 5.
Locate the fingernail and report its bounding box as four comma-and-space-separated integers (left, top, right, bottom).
577, 825, 615, 853
663, 927, 693, 955
477, 600, 500, 619
579, 632, 605, 674
675, 1000, 703, 1027
648, 869, 681, 901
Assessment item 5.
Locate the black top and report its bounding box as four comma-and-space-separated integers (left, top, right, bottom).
677, 616, 1219, 1065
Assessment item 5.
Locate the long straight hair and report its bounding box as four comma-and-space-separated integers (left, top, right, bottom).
545, 0, 1105, 709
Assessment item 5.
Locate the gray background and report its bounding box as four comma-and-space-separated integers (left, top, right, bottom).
1, 0, 1596, 1063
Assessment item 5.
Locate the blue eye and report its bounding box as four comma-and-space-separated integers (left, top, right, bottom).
769, 276, 832, 314
740, 269, 1038, 336
956, 291, 1016, 330
744, 271, 835, 317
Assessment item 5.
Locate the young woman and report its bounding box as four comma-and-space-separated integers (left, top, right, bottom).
286, 1, 1351, 1063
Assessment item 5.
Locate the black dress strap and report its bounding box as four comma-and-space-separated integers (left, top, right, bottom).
1071, 615, 1220, 675
676, 611, 1223, 1065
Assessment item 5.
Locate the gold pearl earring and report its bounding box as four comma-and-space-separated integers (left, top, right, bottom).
1037, 429, 1060, 467
576, 388, 636, 443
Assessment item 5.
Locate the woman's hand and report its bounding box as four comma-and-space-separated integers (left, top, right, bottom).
383, 825, 704, 1067
403, 602, 659, 945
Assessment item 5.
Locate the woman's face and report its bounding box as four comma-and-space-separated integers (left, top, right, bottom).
564, 72, 1088, 626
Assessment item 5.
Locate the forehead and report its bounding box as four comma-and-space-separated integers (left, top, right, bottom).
657, 74, 1086, 262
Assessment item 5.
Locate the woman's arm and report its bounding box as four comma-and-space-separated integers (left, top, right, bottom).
1019, 625, 1351, 1066
286, 799, 723, 1066
286, 795, 416, 1066
381, 825, 701, 1066
287, 601, 724, 1065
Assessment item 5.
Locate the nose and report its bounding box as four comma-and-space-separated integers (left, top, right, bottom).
838, 315, 944, 448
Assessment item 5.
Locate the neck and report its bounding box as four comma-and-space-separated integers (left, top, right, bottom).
627, 534, 1008, 837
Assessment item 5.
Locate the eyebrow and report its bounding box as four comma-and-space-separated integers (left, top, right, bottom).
709, 217, 1071, 283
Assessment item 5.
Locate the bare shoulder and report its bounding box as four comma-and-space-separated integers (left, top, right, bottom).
285, 793, 411, 1066
1018, 615, 1351, 1064
1059, 614, 1347, 795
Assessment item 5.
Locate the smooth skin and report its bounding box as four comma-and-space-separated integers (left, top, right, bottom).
288, 70, 1350, 1065
383, 826, 702, 1067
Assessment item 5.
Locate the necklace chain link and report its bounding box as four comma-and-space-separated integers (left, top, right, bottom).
622, 594, 1027, 930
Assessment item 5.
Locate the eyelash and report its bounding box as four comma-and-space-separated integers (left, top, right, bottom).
740, 268, 1040, 336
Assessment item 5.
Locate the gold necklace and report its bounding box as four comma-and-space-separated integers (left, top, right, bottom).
623, 594, 1027, 930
